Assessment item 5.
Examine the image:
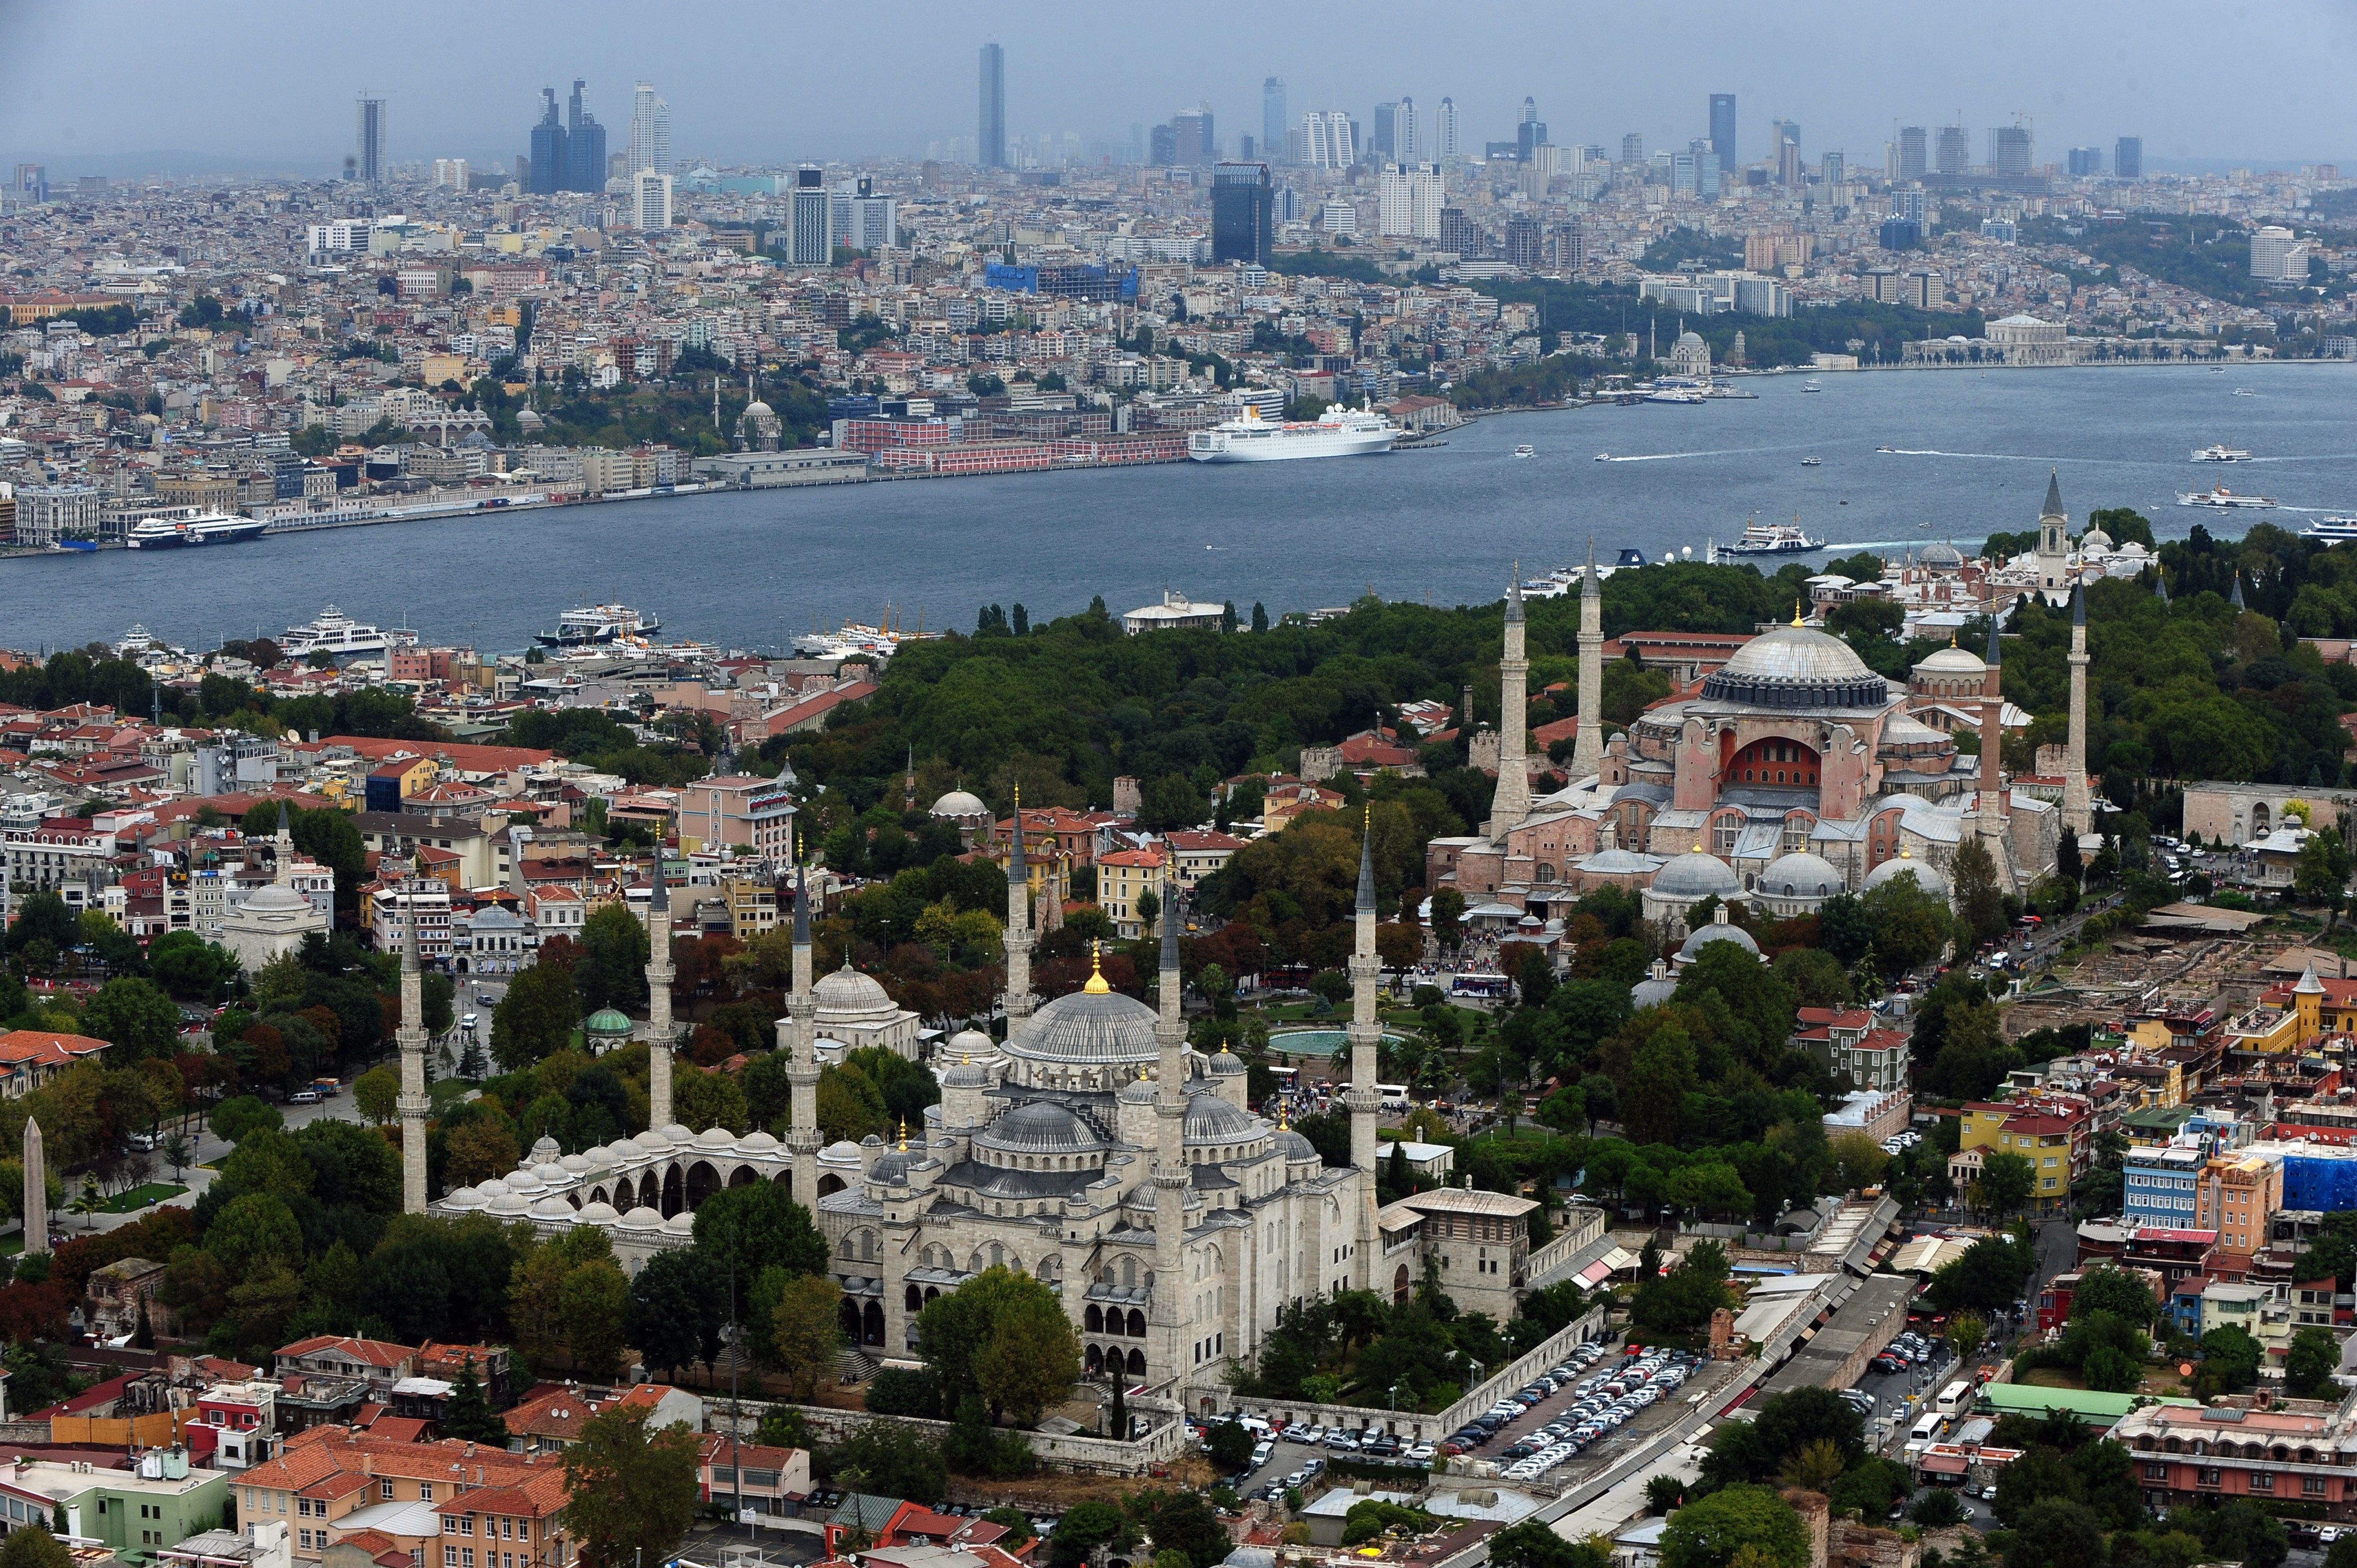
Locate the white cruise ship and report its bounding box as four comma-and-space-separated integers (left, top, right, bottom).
126, 508, 269, 548
1187, 406, 1397, 462
281, 606, 415, 659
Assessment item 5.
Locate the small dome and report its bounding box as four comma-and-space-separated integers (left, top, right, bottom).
1760, 852, 1843, 900
485, 1193, 531, 1216
1632, 971, 1680, 1009
941, 1058, 995, 1089
661, 1211, 697, 1235
821, 1139, 863, 1162
476, 1177, 511, 1197
658, 1123, 695, 1143
239, 883, 311, 915
1118, 1075, 1156, 1105
1653, 850, 1741, 900
2082, 525, 2114, 553
581, 1144, 613, 1163
743, 399, 775, 419
585, 1007, 633, 1036
529, 1135, 561, 1161
930, 789, 989, 819
577, 1201, 620, 1223
947, 1027, 995, 1056
1275, 1128, 1319, 1163
440, 1186, 486, 1211
529, 1196, 574, 1220
533, 1162, 570, 1184
739, 1129, 780, 1152
617, 1205, 665, 1230
1183, 1092, 1258, 1144
607, 1137, 645, 1159
1920, 541, 1964, 569
1677, 920, 1761, 962
978, 1100, 1105, 1156
1208, 1049, 1245, 1077
1863, 853, 1947, 899
1913, 643, 1987, 678
558, 1153, 591, 1173
871, 1149, 915, 1185
694, 1127, 736, 1150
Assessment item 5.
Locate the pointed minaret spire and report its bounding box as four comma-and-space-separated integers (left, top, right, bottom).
644, 843, 676, 1128
781, 842, 821, 1205
1356, 806, 1377, 914
1147, 870, 1189, 1381
1344, 803, 1381, 1292
2231, 573, 2247, 610
1002, 788, 1035, 1022
1571, 537, 1605, 781
395, 870, 429, 1215
2155, 570, 2170, 605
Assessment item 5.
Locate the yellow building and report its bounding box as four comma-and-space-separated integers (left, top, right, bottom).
1958, 1099, 2087, 1211
1097, 846, 1172, 941
721, 876, 778, 942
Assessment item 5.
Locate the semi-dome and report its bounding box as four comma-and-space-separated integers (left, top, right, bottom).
1701, 623, 1887, 708
930, 789, 989, 819
1006, 986, 1160, 1065
1275, 1127, 1320, 1163
1117, 1075, 1156, 1106
1183, 1093, 1258, 1143
1863, 852, 1947, 898
977, 1100, 1106, 1155
1881, 712, 1948, 746
1653, 849, 1741, 901
815, 964, 899, 1020
871, 1148, 915, 1185
1760, 851, 1843, 900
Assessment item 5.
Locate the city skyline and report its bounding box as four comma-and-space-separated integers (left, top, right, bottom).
3, 0, 2355, 177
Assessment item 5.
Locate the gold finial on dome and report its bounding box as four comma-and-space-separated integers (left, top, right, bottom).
898, 1118, 908, 1151
1084, 940, 1110, 994
1792, 601, 1804, 628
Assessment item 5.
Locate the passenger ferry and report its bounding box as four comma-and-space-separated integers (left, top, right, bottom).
2190, 442, 2253, 463
2176, 483, 2276, 509
1721, 517, 1825, 555
125, 508, 269, 548
281, 606, 415, 659
536, 603, 663, 647
1186, 405, 1397, 462
2301, 517, 2357, 543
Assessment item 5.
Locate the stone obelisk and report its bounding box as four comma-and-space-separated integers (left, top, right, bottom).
22, 1119, 47, 1256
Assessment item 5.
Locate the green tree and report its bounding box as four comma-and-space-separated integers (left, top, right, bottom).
559, 1406, 701, 1568
624, 1248, 725, 1382
1047, 1503, 1131, 1568
689, 1184, 829, 1308
81, 978, 181, 1060
1490, 1523, 1610, 1568
1952, 838, 2008, 948
2286, 1325, 2340, 1397
771, 1272, 846, 1399
442, 1355, 509, 1443
2005, 1500, 2108, 1568
1661, 1486, 1810, 1568
0, 1526, 73, 1568
491, 960, 581, 1071
576, 903, 652, 1014
204, 1192, 303, 1279
352, 1064, 399, 1127
1206, 1420, 1255, 1471
1977, 1151, 2036, 1216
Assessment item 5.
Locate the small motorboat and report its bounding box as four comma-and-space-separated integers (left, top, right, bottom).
1800, 456, 1821, 467
1512, 444, 1535, 460
2234, 387, 2257, 396
1877, 445, 1896, 453
1594, 452, 1613, 462
1803, 379, 1823, 393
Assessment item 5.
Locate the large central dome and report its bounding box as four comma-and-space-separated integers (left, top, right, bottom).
1702, 623, 1888, 709
1006, 987, 1160, 1065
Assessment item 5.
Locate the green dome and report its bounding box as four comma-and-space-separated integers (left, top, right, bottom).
585, 1007, 633, 1036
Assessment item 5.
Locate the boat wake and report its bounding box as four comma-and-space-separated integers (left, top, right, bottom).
1598, 443, 1815, 463
1876, 447, 2143, 464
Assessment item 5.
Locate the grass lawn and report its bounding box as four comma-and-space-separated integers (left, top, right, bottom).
95, 1183, 187, 1213
429, 1079, 477, 1114
2020, 1367, 2089, 1390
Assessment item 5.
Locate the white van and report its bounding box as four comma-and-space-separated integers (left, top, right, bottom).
1378, 1084, 1412, 1113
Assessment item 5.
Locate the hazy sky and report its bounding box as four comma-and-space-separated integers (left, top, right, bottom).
5, 0, 2354, 178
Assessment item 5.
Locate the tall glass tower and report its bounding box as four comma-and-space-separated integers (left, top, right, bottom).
355, 96, 387, 185
1708, 94, 1735, 171
1262, 77, 1286, 161
979, 43, 1006, 168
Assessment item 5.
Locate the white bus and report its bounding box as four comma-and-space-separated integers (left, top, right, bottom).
1936, 1380, 1974, 1416
1378, 1084, 1413, 1113
1910, 1411, 1942, 1445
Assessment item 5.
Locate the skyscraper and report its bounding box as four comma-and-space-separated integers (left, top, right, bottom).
2067, 146, 2103, 176
1620, 132, 1644, 165
1211, 161, 1274, 265
1517, 97, 1542, 162
528, 89, 565, 195
564, 80, 606, 192
1989, 125, 2031, 177
635, 170, 672, 231
1437, 97, 1458, 158
790, 167, 831, 265
1372, 102, 1398, 161
1398, 96, 1418, 161
1898, 126, 1927, 181
1174, 105, 1214, 165
1262, 77, 1287, 161
1376, 162, 1443, 240
979, 43, 1006, 168
1708, 94, 1736, 170
630, 82, 671, 177
2114, 136, 2143, 179
1936, 124, 1968, 176
1301, 111, 1355, 170
1821, 151, 1844, 188
355, 96, 387, 185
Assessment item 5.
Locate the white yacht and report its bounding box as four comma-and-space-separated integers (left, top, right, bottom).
2190, 442, 2253, 463
1512, 444, 1535, 460
2301, 517, 2357, 542
281, 606, 414, 659
2177, 483, 2276, 509
125, 508, 269, 548
1186, 406, 1397, 462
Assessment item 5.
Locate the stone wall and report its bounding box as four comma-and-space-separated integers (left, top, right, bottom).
731, 1396, 1191, 1478
1242, 1307, 1607, 1446
1524, 1206, 1609, 1282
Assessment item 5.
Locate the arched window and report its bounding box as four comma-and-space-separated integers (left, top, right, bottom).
1121, 1257, 1138, 1288
1126, 1348, 1146, 1376
1087, 1304, 1105, 1333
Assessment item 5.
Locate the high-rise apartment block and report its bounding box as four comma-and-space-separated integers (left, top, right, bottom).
1438, 205, 1480, 257
1397, 96, 1418, 161
634, 171, 672, 231
1517, 98, 1543, 162
1376, 162, 1443, 240
979, 43, 1006, 168
2251, 226, 2310, 283
1210, 162, 1273, 266
790, 167, 831, 265
355, 96, 387, 184
1709, 94, 1736, 169
2114, 136, 2143, 178
1299, 111, 1355, 170
630, 82, 672, 177
433, 158, 469, 189
1437, 97, 1458, 158
1621, 132, 1644, 165
833, 177, 897, 252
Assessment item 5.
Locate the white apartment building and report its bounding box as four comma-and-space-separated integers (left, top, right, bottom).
1378, 162, 1444, 241
2250, 225, 2310, 283
635, 171, 672, 231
